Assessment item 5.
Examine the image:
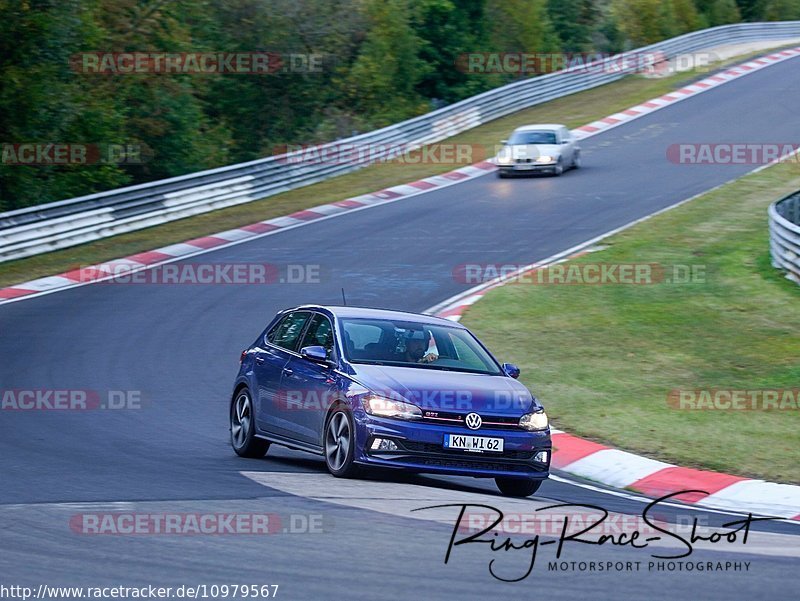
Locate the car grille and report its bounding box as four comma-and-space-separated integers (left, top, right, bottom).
417, 458, 532, 472
420, 411, 522, 430
515, 158, 533, 163
400, 440, 535, 460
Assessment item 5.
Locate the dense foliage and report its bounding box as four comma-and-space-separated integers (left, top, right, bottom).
1, 0, 797, 210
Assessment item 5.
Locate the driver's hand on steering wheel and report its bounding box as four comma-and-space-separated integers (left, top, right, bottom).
419, 352, 438, 363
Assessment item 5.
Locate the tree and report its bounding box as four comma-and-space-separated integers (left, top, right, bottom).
0, 0, 130, 210
762, 0, 800, 19
91, 0, 230, 181
546, 0, 601, 52
413, 0, 492, 103
695, 0, 742, 24
710, 0, 742, 24
671, 0, 702, 33
611, 0, 680, 46
734, 0, 768, 21
486, 0, 560, 55
202, 0, 365, 154
341, 0, 430, 127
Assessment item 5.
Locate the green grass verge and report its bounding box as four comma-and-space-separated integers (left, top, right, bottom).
461, 160, 800, 484
0, 49, 772, 289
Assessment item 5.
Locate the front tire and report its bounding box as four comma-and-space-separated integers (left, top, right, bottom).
495, 477, 542, 497
553, 158, 564, 176
572, 152, 581, 169
324, 407, 359, 478
231, 389, 270, 458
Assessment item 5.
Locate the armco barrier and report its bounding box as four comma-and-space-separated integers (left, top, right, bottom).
2, 22, 800, 262
769, 190, 800, 284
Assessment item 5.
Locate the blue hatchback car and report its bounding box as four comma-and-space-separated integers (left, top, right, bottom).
230, 306, 551, 496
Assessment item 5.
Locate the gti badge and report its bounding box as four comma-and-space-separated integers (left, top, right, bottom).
465, 412, 482, 430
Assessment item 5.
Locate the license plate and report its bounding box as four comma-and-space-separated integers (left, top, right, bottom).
444, 434, 504, 453
514, 164, 535, 170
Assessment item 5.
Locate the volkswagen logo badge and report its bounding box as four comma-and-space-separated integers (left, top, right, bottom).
465, 412, 482, 430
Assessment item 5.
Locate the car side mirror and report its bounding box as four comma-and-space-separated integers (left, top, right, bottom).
300, 345, 329, 364
500, 139, 508, 145
502, 363, 520, 379
561, 140, 569, 144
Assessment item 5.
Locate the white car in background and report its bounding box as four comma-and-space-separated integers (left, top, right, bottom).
495, 124, 581, 177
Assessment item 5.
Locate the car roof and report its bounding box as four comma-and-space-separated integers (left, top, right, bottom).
292, 305, 465, 328
513, 124, 565, 132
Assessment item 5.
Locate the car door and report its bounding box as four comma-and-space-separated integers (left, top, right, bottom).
562, 126, 577, 163
559, 127, 574, 163
277, 312, 338, 446
254, 310, 311, 435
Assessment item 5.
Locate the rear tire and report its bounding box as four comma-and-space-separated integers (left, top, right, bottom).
231, 389, 270, 458
495, 477, 542, 497
324, 407, 359, 478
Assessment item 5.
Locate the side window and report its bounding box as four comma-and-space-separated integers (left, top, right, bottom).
299, 314, 335, 359
345, 323, 383, 350
267, 311, 311, 351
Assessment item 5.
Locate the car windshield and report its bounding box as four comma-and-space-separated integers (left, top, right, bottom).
508, 130, 557, 145
339, 318, 503, 375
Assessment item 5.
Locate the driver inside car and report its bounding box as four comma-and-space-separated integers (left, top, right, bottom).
403, 329, 439, 364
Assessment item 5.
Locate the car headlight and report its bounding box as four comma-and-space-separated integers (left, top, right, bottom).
496, 149, 514, 165
519, 411, 548, 430
535, 155, 554, 164
363, 396, 422, 420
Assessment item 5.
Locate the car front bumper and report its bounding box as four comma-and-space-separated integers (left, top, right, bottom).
354, 414, 551, 480
498, 162, 558, 174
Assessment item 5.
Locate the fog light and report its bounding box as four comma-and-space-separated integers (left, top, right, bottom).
534, 451, 549, 463
370, 438, 398, 451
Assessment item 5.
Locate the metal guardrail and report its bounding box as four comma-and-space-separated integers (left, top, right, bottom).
769, 190, 800, 284
2, 22, 800, 262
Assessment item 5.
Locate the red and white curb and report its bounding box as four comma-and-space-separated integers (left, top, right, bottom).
427, 248, 800, 522
546, 433, 800, 520
2, 46, 799, 304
